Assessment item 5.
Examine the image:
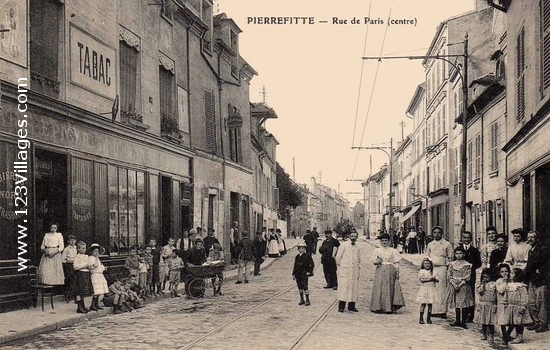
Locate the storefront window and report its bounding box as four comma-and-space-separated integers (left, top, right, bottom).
137, 172, 146, 248
119, 168, 129, 254
108, 165, 119, 255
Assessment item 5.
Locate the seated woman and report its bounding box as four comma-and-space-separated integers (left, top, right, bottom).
207, 243, 225, 296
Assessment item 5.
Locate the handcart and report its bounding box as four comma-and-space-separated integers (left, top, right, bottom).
184, 262, 226, 299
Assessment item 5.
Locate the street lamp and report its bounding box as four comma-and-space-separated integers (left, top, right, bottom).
362, 33, 469, 233
352, 138, 394, 234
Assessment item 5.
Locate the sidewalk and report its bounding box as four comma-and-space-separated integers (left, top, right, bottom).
363, 238, 549, 350
0, 239, 300, 346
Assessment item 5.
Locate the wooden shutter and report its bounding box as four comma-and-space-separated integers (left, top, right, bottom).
120, 43, 138, 113
490, 122, 498, 173
516, 27, 526, 121
542, 0, 550, 90
204, 90, 215, 152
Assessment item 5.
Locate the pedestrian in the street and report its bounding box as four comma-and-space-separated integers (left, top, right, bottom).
311, 227, 320, 255
253, 231, 265, 276
267, 228, 280, 258
148, 238, 163, 296
425, 226, 454, 318
37, 222, 65, 286
292, 242, 314, 306
236, 232, 254, 284
277, 229, 287, 255
166, 249, 184, 297
480, 226, 498, 269
230, 221, 240, 264
61, 234, 78, 302
489, 234, 508, 279
498, 268, 532, 345
88, 243, 108, 311
417, 257, 437, 324
303, 229, 315, 255
72, 241, 93, 314
417, 226, 426, 254
524, 231, 549, 333
406, 227, 418, 254
320, 229, 340, 290
474, 268, 497, 344
335, 230, 361, 313
446, 246, 474, 329
207, 243, 225, 296
370, 233, 405, 313
292, 230, 297, 239
504, 228, 530, 271
458, 231, 482, 323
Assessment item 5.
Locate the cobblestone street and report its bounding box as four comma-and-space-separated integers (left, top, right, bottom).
4, 242, 497, 350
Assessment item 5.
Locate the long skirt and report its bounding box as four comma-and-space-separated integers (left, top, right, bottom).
432, 265, 449, 315
73, 270, 93, 297
278, 240, 287, 255
91, 272, 109, 295
268, 240, 279, 257
37, 250, 65, 285
370, 264, 405, 312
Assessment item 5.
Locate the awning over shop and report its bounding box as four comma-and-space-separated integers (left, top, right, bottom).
399, 204, 421, 223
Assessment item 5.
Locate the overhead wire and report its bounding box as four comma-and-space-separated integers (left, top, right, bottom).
350, 0, 395, 180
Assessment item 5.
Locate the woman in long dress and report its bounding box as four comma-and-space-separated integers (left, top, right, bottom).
267, 229, 280, 258
277, 229, 287, 256
370, 233, 406, 313
37, 223, 65, 285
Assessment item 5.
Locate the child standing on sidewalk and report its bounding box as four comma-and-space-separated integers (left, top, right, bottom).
292, 242, 314, 306
416, 257, 437, 324
141, 245, 153, 298
474, 268, 497, 343
61, 234, 78, 302
500, 268, 532, 345
167, 249, 184, 297
72, 241, 93, 314
88, 243, 108, 311
446, 247, 475, 329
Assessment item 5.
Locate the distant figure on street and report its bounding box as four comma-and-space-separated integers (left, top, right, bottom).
370, 233, 405, 313
406, 227, 418, 254
230, 222, 240, 264
417, 226, 426, 254
320, 229, 340, 290
336, 230, 362, 313
277, 228, 287, 255
267, 228, 280, 258
303, 229, 315, 255
292, 230, 297, 239
292, 242, 314, 306
253, 232, 265, 276
425, 226, 454, 318
311, 227, 320, 254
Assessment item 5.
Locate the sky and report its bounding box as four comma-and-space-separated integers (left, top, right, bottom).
218, 0, 477, 204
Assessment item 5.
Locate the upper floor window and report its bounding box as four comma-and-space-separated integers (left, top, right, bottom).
542, 1, 550, 92
30, 0, 62, 97
228, 104, 243, 162
159, 64, 178, 136
204, 90, 216, 153
119, 38, 140, 117
489, 121, 499, 174
516, 27, 526, 121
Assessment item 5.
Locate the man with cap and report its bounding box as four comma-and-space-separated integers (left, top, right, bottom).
505, 228, 531, 271
236, 232, 254, 284
230, 221, 240, 264
303, 229, 315, 255
311, 227, 320, 255
320, 229, 340, 289
336, 230, 362, 312
253, 231, 265, 276
203, 227, 219, 254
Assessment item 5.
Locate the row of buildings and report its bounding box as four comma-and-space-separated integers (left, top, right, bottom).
0, 0, 280, 311
363, 0, 550, 250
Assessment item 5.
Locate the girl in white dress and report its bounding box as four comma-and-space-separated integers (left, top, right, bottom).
37, 223, 65, 285
417, 257, 438, 324
88, 243, 109, 311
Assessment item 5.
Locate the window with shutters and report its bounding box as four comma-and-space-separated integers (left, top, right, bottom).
436, 111, 441, 141
204, 90, 216, 153
441, 103, 446, 137
120, 42, 140, 116
474, 134, 481, 180
542, 0, 550, 92
489, 122, 499, 174
516, 27, 526, 121
467, 141, 473, 183
229, 127, 242, 162
160, 66, 178, 135
30, 0, 62, 98
442, 153, 447, 187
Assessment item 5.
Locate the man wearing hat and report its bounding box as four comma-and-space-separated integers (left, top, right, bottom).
203, 227, 220, 254
320, 229, 340, 289
311, 227, 320, 255
303, 229, 315, 255
236, 232, 254, 284
505, 228, 531, 270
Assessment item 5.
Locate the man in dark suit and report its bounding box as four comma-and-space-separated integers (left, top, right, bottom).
303, 229, 315, 255
319, 229, 340, 289
458, 231, 482, 323
525, 231, 549, 333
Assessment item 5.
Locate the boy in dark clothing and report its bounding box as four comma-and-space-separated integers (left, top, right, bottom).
293, 242, 315, 306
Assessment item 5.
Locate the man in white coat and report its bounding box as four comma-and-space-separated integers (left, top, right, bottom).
335, 230, 362, 312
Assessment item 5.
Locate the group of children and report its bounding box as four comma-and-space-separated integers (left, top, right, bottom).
416, 247, 532, 345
